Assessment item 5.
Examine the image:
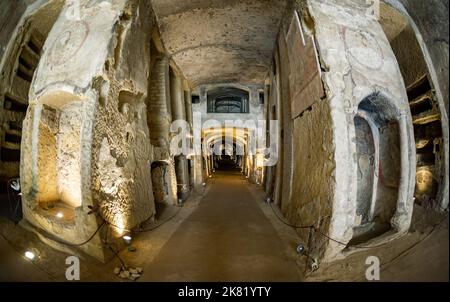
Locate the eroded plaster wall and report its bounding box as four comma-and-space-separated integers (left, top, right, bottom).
20, 0, 156, 261
276, 0, 416, 263
287, 98, 335, 261
92, 0, 156, 230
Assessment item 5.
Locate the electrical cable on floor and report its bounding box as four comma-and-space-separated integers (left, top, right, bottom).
53, 220, 107, 247
17, 204, 181, 249
3, 189, 181, 252
6, 190, 105, 247
1, 180, 183, 280
1, 216, 120, 280
267, 199, 449, 250
107, 243, 127, 268
0, 182, 105, 280
104, 225, 127, 268
24, 213, 106, 248
268, 201, 312, 229
5, 179, 106, 247
104, 205, 182, 233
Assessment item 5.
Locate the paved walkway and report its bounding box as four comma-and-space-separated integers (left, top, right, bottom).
0, 169, 447, 282
141, 168, 302, 281
0, 233, 53, 281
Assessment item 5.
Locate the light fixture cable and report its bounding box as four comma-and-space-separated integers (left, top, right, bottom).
267, 198, 449, 250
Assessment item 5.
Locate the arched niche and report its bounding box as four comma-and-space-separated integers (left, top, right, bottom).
27, 91, 84, 225
350, 93, 405, 245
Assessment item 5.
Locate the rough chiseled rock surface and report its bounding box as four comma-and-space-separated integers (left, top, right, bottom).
20, 0, 156, 261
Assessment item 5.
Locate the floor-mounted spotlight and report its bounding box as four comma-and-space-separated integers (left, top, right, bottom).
24, 248, 39, 261
296, 244, 319, 271
296, 244, 306, 254
24, 251, 35, 260
122, 235, 132, 246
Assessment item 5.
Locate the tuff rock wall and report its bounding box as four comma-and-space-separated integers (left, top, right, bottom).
277, 0, 416, 263
20, 0, 156, 261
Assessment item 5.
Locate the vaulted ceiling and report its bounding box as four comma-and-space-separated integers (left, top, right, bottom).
152, 0, 288, 87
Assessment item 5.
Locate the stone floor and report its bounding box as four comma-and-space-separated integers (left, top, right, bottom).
305, 205, 449, 282
0, 169, 448, 282
141, 168, 302, 281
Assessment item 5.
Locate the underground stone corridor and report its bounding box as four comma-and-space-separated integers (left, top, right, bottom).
0, 165, 447, 282
141, 165, 301, 281
0, 0, 448, 286
0, 167, 304, 281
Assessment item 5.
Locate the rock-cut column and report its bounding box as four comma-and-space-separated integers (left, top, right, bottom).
147, 56, 178, 205
170, 70, 190, 199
